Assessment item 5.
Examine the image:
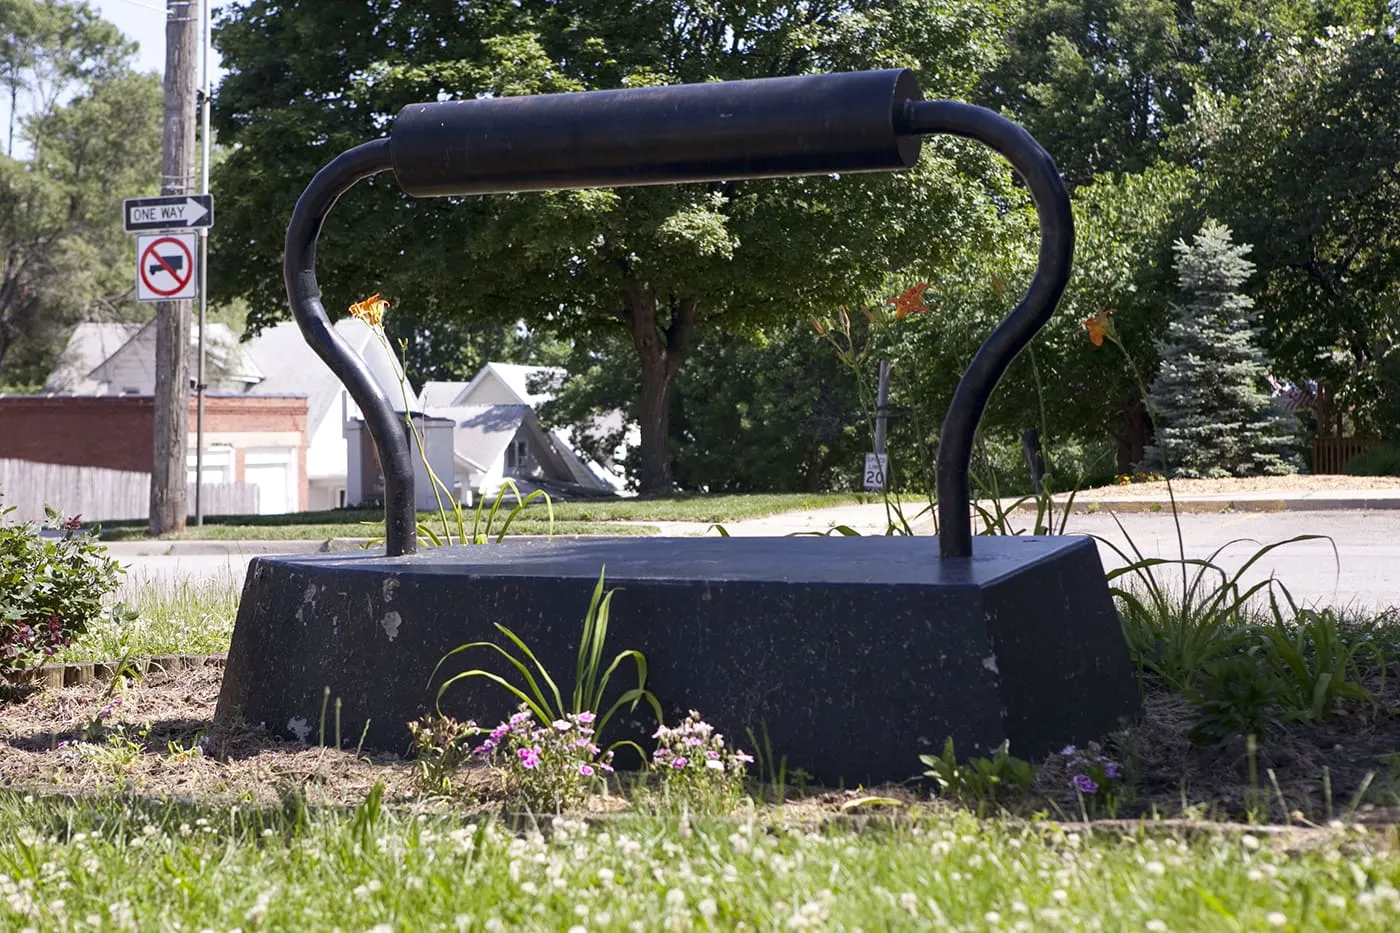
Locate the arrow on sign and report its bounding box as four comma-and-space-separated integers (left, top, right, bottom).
122, 194, 215, 232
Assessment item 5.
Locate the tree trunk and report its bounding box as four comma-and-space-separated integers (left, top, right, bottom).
1114, 392, 1152, 474
623, 282, 697, 494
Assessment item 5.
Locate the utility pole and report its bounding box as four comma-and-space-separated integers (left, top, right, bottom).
149, 0, 198, 536
194, 0, 211, 526
873, 360, 892, 456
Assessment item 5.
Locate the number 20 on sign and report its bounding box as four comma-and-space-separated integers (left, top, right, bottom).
135, 232, 198, 302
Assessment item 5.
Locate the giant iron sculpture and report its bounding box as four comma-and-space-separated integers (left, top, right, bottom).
217, 70, 1140, 784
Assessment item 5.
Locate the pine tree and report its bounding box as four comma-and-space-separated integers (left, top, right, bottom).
1144, 221, 1300, 478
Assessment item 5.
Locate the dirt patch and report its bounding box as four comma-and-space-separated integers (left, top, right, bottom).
1075, 474, 1400, 500
1033, 677, 1400, 828
4, 666, 1399, 827
0, 665, 434, 810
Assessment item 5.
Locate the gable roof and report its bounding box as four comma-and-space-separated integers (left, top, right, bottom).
426, 403, 533, 476
418, 381, 471, 408
487, 363, 565, 407
71, 320, 262, 393
42, 323, 145, 393
445, 362, 565, 409
245, 318, 415, 433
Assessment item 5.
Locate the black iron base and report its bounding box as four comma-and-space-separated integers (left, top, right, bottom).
215, 536, 1140, 786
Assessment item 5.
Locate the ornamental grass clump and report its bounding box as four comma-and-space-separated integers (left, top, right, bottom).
474, 704, 614, 812
650, 710, 752, 808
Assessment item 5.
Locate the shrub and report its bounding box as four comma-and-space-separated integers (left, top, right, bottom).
1, 502, 122, 680
1144, 221, 1301, 477
1343, 441, 1400, 476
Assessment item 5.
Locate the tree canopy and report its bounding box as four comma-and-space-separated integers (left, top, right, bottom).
0, 0, 160, 385
212, 0, 1019, 490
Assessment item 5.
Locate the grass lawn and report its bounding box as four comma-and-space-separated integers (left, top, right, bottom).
51, 575, 242, 664
91, 492, 872, 540
7, 509, 1400, 928
2, 793, 1397, 931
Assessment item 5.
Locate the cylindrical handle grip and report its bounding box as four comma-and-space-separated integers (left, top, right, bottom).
390, 69, 923, 197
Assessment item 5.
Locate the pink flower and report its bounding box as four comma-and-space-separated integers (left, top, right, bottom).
579, 764, 595, 777
518, 746, 541, 770
576, 711, 596, 724
672, 757, 687, 769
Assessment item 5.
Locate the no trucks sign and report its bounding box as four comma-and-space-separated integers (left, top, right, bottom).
136, 232, 198, 302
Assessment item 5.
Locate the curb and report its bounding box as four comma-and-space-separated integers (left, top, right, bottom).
102, 539, 332, 557
1013, 496, 1400, 515
6, 654, 227, 691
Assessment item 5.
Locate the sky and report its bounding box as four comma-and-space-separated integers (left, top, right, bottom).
92, 0, 232, 81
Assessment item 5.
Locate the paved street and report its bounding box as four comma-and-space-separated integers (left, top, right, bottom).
1059, 509, 1400, 612
112, 506, 1400, 612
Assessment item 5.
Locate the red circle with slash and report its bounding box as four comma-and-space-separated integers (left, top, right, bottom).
139, 236, 195, 297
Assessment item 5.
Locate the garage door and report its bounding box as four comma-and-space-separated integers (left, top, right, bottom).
244, 448, 297, 515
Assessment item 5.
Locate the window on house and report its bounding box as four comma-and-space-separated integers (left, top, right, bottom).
505, 439, 529, 472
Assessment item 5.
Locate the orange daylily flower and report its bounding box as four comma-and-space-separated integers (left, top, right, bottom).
349, 293, 390, 328
1084, 308, 1115, 347
887, 282, 931, 320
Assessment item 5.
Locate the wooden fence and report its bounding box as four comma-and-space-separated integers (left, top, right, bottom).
0, 459, 258, 523
1311, 437, 1376, 475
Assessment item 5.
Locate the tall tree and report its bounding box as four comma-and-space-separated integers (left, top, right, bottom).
212, 0, 1011, 492
0, 66, 161, 383
1145, 221, 1299, 477
1195, 27, 1400, 431
0, 0, 129, 157
978, 0, 1313, 187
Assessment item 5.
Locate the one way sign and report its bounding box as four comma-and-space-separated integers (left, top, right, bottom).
123, 194, 214, 232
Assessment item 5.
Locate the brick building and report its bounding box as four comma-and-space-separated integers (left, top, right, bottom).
0, 395, 309, 513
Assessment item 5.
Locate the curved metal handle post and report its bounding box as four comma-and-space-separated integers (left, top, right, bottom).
897, 101, 1075, 558
284, 139, 418, 557
281, 81, 1071, 562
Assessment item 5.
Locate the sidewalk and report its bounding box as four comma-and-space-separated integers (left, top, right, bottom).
1034, 487, 1400, 514
100, 485, 1400, 557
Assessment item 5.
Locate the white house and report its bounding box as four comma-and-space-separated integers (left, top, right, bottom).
242, 319, 417, 511
42, 317, 415, 513
413, 362, 632, 500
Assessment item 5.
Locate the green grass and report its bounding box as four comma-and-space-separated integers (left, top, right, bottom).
52, 575, 242, 663
0, 792, 1396, 931
96, 519, 657, 542
92, 493, 871, 541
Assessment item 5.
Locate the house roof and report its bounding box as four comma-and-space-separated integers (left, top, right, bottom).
418, 381, 471, 408
488, 363, 565, 407
426, 404, 533, 475
42, 323, 145, 393
447, 362, 565, 409
74, 320, 263, 392
245, 319, 415, 433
